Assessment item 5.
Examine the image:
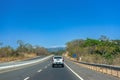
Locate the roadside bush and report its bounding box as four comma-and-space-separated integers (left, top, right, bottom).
66, 36, 120, 65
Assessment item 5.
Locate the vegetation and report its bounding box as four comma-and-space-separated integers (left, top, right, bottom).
50, 50, 66, 56
47, 47, 65, 52
48, 47, 66, 55
66, 35, 120, 65
0, 40, 49, 62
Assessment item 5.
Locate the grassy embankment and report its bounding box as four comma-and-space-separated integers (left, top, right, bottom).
66, 36, 120, 66
0, 53, 37, 63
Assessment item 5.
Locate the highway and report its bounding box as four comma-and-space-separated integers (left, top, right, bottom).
0, 56, 119, 80
0, 56, 44, 67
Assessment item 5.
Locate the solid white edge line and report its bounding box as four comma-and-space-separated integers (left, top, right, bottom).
37, 69, 42, 72
65, 63, 84, 80
24, 77, 30, 80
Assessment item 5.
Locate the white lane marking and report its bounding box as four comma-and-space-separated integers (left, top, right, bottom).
37, 69, 42, 72
45, 66, 47, 69
65, 63, 84, 80
24, 77, 30, 80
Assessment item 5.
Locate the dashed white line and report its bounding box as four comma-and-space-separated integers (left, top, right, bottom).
24, 77, 30, 80
37, 69, 42, 72
65, 63, 84, 80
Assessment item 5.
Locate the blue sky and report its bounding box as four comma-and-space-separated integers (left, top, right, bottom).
0, 0, 120, 48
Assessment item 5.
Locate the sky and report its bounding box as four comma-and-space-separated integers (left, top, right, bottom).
0, 0, 120, 48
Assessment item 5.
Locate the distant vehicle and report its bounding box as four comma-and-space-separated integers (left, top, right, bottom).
52, 56, 64, 68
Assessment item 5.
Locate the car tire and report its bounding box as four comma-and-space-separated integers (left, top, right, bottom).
52, 64, 54, 68
62, 64, 64, 67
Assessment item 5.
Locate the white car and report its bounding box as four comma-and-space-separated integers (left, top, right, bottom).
52, 56, 64, 68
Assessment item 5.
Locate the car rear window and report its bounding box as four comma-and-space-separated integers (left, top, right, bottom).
54, 57, 62, 59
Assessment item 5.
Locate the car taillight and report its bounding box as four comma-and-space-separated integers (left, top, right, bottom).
52, 58, 54, 62
63, 57, 64, 62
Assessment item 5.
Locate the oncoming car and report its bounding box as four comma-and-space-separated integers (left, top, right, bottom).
52, 56, 64, 68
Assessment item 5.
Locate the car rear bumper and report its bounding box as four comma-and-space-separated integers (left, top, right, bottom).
52, 63, 64, 65
52, 63, 64, 67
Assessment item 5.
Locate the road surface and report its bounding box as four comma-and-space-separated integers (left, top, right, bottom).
0, 57, 119, 80
0, 56, 44, 67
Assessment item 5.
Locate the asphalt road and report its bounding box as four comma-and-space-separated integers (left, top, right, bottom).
0, 57, 119, 80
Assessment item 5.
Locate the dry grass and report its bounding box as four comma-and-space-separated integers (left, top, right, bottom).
113, 54, 120, 66
80, 54, 120, 66
0, 53, 37, 63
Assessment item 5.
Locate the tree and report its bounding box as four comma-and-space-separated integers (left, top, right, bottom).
16, 40, 27, 53
34, 46, 48, 55
99, 35, 109, 41
66, 36, 120, 65
0, 46, 15, 57
24, 43, 33, 53
17, 40, 24, 47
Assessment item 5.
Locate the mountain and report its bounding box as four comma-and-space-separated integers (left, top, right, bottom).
47, 47, 66, 52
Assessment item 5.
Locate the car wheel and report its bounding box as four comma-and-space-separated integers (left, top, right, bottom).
52, 64, 54, 68
62, 64, 64, 67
